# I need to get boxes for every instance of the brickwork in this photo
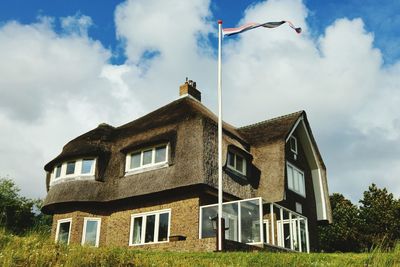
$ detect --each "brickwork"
[51,194,203,251]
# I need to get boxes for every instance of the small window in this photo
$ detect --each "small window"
[66,161,76,175]
[129,209,170,245]
[55,165,62,178]
[82,218,101,247]
[295,202,303,214]
[81,159,95,174]
[227,151,247,176]
[127,144,168,172]
[130,152,141,169]
[290,136,298,154]
[287,162,305,197]
[56,218,72,244]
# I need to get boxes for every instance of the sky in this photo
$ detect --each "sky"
[0,0,399,204]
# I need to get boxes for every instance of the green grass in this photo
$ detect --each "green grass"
[0,229,399,267]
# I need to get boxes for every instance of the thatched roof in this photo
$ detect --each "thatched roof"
[43,96,329,221]
[238,111,304,145]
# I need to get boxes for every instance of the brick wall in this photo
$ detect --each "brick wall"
[51,194,204,251]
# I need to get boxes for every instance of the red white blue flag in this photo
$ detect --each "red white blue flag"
[222,21,301,36]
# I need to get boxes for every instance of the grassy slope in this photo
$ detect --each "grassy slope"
[1,229,399,267]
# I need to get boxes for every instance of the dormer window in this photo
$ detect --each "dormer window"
[290,136,297,154]
[55,164,62,178]
[126,144,169,174]
[227,151,247,176]
[82,159,95,174]
[51,158,97,185]
[66,161,76,175]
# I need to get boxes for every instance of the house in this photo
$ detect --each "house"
[42,80,332,252]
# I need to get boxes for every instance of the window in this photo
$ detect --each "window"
[227,151,247,175]
[82,218,101,247]
[66,161,76,175]
[55,218,72,244]
[290,136,298,154]
[81,159,95,174]
[126,144,168,172]
[51,158,96,184]
[129,209,170,245]
[55,164,62,178]
[296,202,303,214]
[287,162,305,197]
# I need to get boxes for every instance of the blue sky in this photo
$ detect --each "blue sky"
[1,0,398,64]
[0,0,399,203]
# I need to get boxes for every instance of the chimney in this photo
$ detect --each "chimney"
[179,78,201,102]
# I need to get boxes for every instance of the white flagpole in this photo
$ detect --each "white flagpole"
[217,19,223,252]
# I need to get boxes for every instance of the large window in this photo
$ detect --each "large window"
[129,209,171,246]
[126,144,168,173]
[227,151,247,175]
[82,218,101,247]
[200,198,263,245]
[55,218,72,244]
[287,162,306,197]
[51,158,96,184]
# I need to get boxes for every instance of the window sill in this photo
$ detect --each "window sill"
[129,240,169,246]
[50,175,95,187]
[125,162,169,176]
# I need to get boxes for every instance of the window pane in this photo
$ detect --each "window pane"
[290,137,297,152]
[155,146,167,163]
[223,203,239,241]
[55,165,62,178]
[228,152,235,167]
[58,222,70,244]
[143,150,152,165]
[83,220,98,246]
[240,199,261,243]
[236,156,244,173]
[294,171,299,191]
[158,213,169,242]
[299,172,305,195]
[144,215,155,243]
[130,152,141,169]
[287,165,293,190]
[132,217,143,244]
[201,206,218,238]
[66,161,75,175]
[81,159,94,174]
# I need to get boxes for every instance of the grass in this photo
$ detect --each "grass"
[0,229,399,267]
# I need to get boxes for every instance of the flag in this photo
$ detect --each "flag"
[222,21,301,37]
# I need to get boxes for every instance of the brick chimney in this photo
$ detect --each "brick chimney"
[179,78,201,102]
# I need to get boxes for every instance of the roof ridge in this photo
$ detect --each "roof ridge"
[238,110,304,130]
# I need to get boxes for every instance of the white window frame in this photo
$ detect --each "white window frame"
[227,151,247,176]
[81,217,101,247]
[287,162,306,197]
[50,158,97,186]
[55,218,72,245]
[125,143,169,174]
[129,209,171,246]
[290,136,298,154]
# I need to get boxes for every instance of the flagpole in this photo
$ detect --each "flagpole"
[217,19,223,252]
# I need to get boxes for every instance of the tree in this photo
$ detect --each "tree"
[0,178,51,234]
[318,193,362,252]
[358,183,400,249]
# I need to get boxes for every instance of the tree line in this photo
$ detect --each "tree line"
[0,178,52,234]
[318,183,400,252]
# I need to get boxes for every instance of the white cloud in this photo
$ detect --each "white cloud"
[220,0,400,201]
[0,0,399,204]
